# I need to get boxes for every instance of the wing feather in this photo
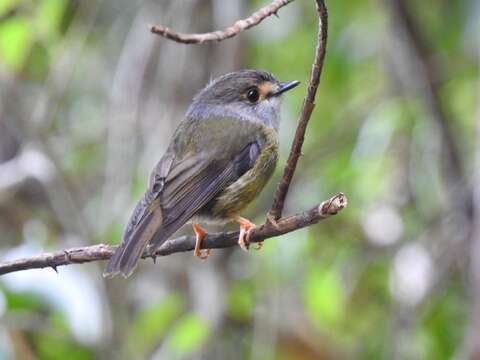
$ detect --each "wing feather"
[104,117,266,278]
[149,142,257,250]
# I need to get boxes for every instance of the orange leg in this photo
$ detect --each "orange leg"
[232,215,262,251]
[192,223,210,260]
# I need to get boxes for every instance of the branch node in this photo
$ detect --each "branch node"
[319,192,347,215]
[64,250,72,262]
[265,212,282,230]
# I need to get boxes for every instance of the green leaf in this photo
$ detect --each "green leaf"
[36,0,66,38]
[36,330,93,360]
[0,0,19,16]
[25,42,49,80]
[129,293,184,354]
[167,313,210,356]
[423,288,466,360]
[226,281,254,320]
[304,267,344,328]
[0,16,32,70]
[4,289,45,311]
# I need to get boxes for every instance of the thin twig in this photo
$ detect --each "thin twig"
[0,193,347,276]
[150,0,294,44]
[268,0,328,222]
[152,0,330,222]
[0,0,342,277]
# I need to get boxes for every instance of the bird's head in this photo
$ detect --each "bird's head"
[187,69,300,129]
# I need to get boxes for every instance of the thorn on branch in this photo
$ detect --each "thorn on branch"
[145,245,157,264]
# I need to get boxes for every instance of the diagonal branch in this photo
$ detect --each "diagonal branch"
[268,0,328,221]
[150,0,294,44]
[151,0,329,222]
[0,193,347,276]
[0,0,341,276]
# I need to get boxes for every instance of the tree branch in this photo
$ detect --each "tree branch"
[0,193,347,275]
[0,0,342,276]
[268,0,328,221]
[151,0,329,221]
[150,0,294,44]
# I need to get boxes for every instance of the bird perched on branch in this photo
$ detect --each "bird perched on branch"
[103,69,300,278]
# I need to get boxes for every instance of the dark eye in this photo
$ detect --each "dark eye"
[246,88,259,103]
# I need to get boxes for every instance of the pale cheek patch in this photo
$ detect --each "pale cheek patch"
[257,81,277,100]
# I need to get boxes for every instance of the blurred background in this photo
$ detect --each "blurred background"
[0,0,478,359]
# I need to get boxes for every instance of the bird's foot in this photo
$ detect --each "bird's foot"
[233,215,257,252]
[192,223,210,260]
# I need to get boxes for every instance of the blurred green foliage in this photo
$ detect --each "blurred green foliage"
[128,293,185,355]
[34,313,94,360]
[167,313,210,356]
[0,0,67,76]
[0,0,478,359]
[0,16,32,70]
[304,265,344,328]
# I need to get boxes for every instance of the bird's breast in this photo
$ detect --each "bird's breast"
[208,127,278,219]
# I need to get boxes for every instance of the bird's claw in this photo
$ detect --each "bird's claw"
[238,230,262,251]
[194,247,211,260]
[234,215,257,252]
[238,228,251,251]
[193,223,211,260]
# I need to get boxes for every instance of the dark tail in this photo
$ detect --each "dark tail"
[103,203,164,278]
[103,196,191,278]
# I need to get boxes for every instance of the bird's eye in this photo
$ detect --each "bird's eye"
[246,88,259,103]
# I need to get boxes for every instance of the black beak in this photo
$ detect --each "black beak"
[271,80,301,97]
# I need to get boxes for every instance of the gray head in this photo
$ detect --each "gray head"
[187,69,300,130]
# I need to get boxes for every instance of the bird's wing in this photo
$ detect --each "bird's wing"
[103,118,264,278]
[103,149,175,278]
[149,139,262,250]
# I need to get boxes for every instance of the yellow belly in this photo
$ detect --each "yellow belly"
[211,129,278,218]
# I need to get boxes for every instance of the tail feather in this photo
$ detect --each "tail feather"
[103,200,191,278]
[103,204,164,278]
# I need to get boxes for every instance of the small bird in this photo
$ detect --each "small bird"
[103,69,299,278]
